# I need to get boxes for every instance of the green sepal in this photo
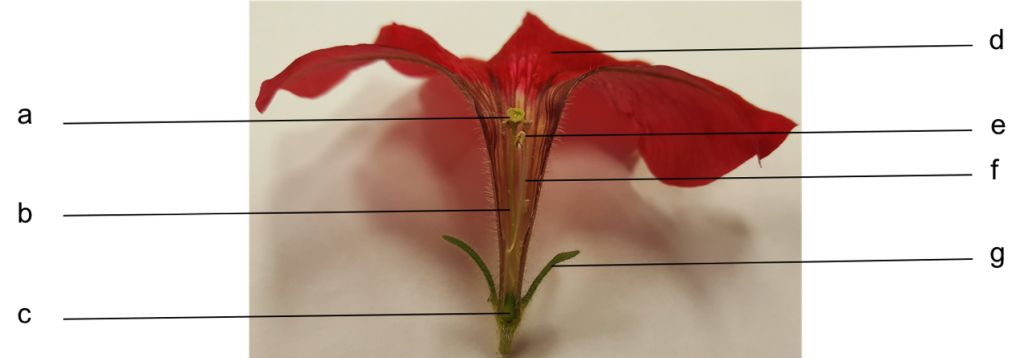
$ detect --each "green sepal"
[441,235,498,306]
[520,250,580,310]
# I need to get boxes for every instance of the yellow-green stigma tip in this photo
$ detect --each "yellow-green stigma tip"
[507,107,525,124]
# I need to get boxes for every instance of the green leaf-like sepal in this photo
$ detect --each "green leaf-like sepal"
[520,250,580,310]
[441,235,498,306]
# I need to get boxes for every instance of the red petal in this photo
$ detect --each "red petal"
[256,44,456,113]
[374,23,492,86]
[487,13,645,100]
[555,65,796,187]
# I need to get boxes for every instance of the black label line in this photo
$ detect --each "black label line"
[64,312,509,321]
[247,117,503,124]
[526,129,972,138]
[555,257,973,268]
[532,175,802,183]
[245,208,505,213]
[552,44,973,54]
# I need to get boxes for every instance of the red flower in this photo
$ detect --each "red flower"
[256,13,794,181]
[256,12,795,355]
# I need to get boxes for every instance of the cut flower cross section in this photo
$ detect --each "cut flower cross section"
[256,12,796,356]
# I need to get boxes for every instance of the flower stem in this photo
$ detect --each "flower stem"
[497,311,521,355]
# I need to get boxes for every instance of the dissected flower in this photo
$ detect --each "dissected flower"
[256,12,795,355]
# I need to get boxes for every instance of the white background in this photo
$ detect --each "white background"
[248,3,799,357]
